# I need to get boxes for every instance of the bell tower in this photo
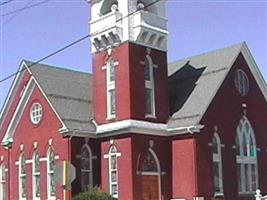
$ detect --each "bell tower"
[90,0,169,125]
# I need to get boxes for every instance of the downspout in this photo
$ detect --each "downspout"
[67,136,72,200]
[7,146,10,200]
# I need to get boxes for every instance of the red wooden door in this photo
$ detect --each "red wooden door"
[141,175,159,200]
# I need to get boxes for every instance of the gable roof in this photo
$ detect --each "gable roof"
[167,42,267,129]
[24,61,96,133]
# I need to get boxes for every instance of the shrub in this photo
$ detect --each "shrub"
[72,187,117,200]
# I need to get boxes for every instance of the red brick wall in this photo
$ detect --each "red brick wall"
[101,136,134,200]
[1,82,69,200]
[93,42,169,124]
[172,137,198,199]
[196,53,267,200]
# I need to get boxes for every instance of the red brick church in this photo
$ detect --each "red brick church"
[0,0,267,200]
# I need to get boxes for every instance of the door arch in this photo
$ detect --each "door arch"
[139,148,162,200]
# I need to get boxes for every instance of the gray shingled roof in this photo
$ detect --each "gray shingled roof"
[167,42,244,128]
[25,61,95,133]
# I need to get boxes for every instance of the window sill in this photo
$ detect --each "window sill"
[238,192,255,197]
[145,114,156,119]
[106,115,116,121]
[214,192,224,197]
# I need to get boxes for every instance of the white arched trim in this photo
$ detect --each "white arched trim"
[236,116,258,194]
[144,54,156,118]
[19,153,26,200]
[140,148,162,200]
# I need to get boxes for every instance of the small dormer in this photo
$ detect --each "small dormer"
[90,0,168,52]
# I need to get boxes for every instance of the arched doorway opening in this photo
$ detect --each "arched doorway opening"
[139,148,162,200]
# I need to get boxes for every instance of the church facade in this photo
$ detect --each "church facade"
[0,1,267,200]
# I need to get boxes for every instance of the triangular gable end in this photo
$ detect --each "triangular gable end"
[1,61,68,147]
[240,43,267,102]
[199,43,267,125]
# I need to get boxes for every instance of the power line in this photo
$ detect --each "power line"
[0,0,15,6]
[0,0,50,17]
[0,0,162,84]
[2,0,34,27]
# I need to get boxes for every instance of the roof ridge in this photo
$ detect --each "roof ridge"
[169,42,244,65]
[23,60,92,76]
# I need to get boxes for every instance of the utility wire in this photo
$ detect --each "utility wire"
[2,0,34,27]
[0,0,15,6]
[0,0,162,84]
[0,0,50,17]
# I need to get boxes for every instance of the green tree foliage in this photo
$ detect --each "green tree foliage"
[72,187,117,200]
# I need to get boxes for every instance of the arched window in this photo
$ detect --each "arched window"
[100,0,118,16]
[136,0,158,14]
[141,150,159,173]
[32,151,40,199]
[108,146,119,198]
[47,148,56,199]
[81,145,93,191]
[0,164,6,200]
[19,153,27,199]
[106,58,117,119]
[236,117,258,193]
[212,133,223,195]
[144,55,155,117]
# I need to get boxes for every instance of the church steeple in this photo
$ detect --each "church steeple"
[91,0,169,126]
[90,0,168,52]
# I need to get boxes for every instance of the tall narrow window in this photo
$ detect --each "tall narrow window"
[106,58,116,119]
[19,153,26,199]
[0,164,6,200]
[33,152,40,199]
[144,56,155,117]
[212,133,223,195]
[47,149,56,199]
[236,116,258,193]
[81,145,93,191]
[108,146,119,198]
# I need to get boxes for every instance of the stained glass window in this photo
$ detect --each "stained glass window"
[47,149,56,198]
[81,145,92,191]
[141,151,157,172]
[236,117,258,193]
[0,164,6,200]
[144,55,155,117]
[106,58,116,118]
[108,146,118,198]
[212,133,223,194]
[19,153,27,199]
[33,152,40,198]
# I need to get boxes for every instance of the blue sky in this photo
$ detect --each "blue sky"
[0,0,266,109]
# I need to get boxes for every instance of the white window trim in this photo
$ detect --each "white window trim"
[236,116,259,194]
[0,164,6,200]
[32,152,40,200]
[212,132,224,195]
[30,102,43,125]
[104,146,121,198]
[80,144,93,191]
[19,153,26,200]
[143,55,156,118]
[47,148,56,200]
[105,59,119,120]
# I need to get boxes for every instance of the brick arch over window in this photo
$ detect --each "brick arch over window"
[235,116,258,193]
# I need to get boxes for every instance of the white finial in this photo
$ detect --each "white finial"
[49,138,53,146]
[1,156,3,161]
[146,48,151,55]
[149,140,154,148]
[214,125,218,132]
[33,142,38,149]
[110,139,114,145]
[20,144,24,151]
[255,189,262,200]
